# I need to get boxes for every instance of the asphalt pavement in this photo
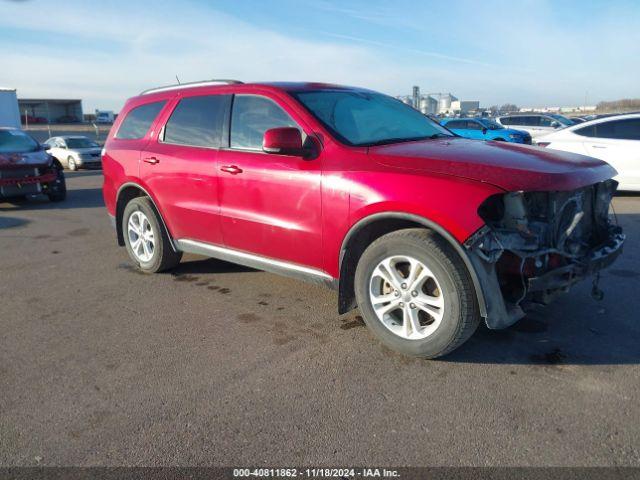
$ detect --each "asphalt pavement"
[1,171,639,467]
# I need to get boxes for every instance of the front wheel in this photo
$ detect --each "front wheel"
[354,229,480,358]
[46,165,66,202]
[67,156,78,171]
[122,197,182,273]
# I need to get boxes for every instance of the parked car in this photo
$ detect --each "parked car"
[496,113,573,138]
[102,80,624,358]
[440,118,532,144]
[20,114,48,125]
[0,128,66,202]
[569,117,586,124]
[55,115,80,124]
[44,136,102,171]
[536,113,640,191]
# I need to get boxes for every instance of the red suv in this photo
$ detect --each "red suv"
[102,80,624,358]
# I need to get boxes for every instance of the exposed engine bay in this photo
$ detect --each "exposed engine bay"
[466,179,625,329]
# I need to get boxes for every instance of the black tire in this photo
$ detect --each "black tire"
[122,197,182,273]
[67,156,77,171]
[46,164,67,202]
[354,228,480,358]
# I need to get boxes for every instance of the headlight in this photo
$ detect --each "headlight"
[508,134,521,140]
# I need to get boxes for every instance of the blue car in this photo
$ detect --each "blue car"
[440,118,532,144]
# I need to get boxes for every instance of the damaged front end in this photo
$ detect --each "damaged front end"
[466,179,625,329]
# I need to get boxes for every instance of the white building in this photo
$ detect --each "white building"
[451,100,480,115]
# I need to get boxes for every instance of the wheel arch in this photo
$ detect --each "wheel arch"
[337,212,487,318]
[115,182,177,251]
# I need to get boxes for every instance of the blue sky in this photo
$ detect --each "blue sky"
[1,0,638,111]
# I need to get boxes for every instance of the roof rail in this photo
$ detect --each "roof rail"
[140,79,243,95]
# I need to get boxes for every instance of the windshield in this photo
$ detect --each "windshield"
[291,90,452,146]
[478,119,504,130]
[65,137,99,149]
[0,129,40,154]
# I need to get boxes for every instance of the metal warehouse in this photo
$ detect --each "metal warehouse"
[18,98,83,123]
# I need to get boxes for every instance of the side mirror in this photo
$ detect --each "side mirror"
[551,121,560,128]
[263,127,304,156]
[482,128,488,134]
[41,143,51,151]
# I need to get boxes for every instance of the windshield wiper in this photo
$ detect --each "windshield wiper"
[364,135,449,147]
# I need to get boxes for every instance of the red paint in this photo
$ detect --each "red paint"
[103,82,617,280]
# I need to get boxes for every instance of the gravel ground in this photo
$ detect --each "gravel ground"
[1,171,639,467]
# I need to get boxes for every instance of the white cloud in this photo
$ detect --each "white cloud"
[1,0,638,111]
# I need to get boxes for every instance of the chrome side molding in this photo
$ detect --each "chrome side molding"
[175,239,336,288]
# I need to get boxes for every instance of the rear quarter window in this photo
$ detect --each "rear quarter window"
[115,101,166,140]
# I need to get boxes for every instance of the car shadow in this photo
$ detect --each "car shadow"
[0,188,104,211]
[169,257,256,275]
[0,216,30,229]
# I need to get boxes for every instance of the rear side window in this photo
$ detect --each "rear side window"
[230,95,298,150]
[466,121,482,130]
[575,125,597,137]
[163,95,230,148]
[115,101,166,140]
[445,120,466,129]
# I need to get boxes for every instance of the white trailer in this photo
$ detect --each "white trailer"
[0,88,21,128]
[95,110,115,124]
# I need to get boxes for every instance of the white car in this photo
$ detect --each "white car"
[495,113,574,138]
[536,113,640,191]
[44,136,102,171]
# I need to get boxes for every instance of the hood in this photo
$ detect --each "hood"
[369,137,616,192]
[0,149,51,169]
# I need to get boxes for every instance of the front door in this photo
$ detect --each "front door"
[140,93,231,244]
[217,94,323,270]
[583,117,640,190]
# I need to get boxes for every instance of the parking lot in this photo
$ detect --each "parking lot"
[1,171,639,466]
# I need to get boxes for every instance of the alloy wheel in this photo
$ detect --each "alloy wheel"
[127,210,155,262]
[369,255,445,340]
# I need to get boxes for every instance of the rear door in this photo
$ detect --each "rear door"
[465,120,485,140]
[216,93,323,270]
[140,93,231,244]
[582,118,640,189]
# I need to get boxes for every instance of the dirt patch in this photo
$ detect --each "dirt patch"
[340,315,366,330]
[530,348,567,365]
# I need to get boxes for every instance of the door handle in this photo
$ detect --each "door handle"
[143,157,160,164]
[221,165,243,174]
[592,145,607,149]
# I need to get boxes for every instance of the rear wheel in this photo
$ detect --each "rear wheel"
[354,228,479,358]
[67,156,77,171]
[122,197,182,273]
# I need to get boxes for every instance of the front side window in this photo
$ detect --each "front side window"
[594,118,640,140]
[480,119,503,130]
[116,101,166,140]
[0,129,40,153]
[466,121,483,130]
[540,116,555,127]
[230,95,298,150]
[292,90,451,146]
[163,95,230,148]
